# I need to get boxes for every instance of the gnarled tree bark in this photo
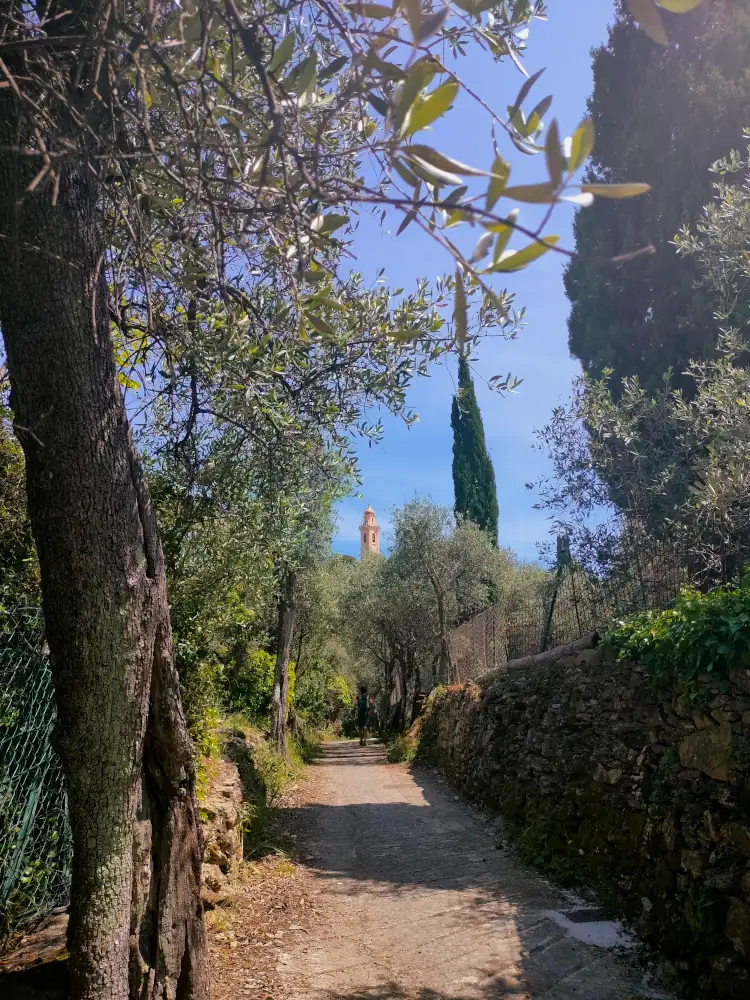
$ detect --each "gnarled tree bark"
[0,85,208,1000]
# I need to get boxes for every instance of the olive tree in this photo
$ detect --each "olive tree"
[390,499,497,680]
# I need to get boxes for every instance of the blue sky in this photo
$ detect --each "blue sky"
[334,1,617,561]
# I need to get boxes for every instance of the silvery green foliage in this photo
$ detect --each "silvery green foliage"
[534,336,750,582]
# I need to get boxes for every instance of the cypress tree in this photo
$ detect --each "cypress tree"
[565,0,750,396]
[451,356,499,545]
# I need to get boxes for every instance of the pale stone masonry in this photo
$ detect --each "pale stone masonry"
[359,506,380,558]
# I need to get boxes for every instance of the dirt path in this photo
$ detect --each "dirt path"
[276,740,670,1000]
[1,740,671,1000]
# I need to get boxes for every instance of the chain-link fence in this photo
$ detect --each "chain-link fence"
[0,607,71,949]
[448,529,703,682]
[449,606,507,683]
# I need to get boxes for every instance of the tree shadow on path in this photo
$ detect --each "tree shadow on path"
[277,741,667,1000]
[0,743,667,1000]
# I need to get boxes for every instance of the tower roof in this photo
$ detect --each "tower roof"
[364,505,374,514]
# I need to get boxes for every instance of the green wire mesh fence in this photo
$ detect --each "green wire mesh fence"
[0,607,71,949]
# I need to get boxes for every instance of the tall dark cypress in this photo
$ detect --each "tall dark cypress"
[565,0,750,396]
[451,356,499,545]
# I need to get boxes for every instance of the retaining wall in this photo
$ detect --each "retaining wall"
[417,641,750,997]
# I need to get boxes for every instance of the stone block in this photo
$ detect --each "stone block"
[720,822,750,858]
[678,722,732,782]
[575,647,604,667]
[681,849,705,876]
[592,763,623,785]
[677,768,701,782]
[692,711,713,731]
[703,809,721,842]
[730,667,750,694]
[202,863,228,892]
[662,811,679,851]
[201,884,234,910]
[725,898,750,958]
[710,694,733,710]
[204,839,231,870]
[712,709,738,724]
[704,868,739,892]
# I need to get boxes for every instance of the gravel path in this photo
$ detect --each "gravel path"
[280,740,669,1000]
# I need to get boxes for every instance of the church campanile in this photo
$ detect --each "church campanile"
[359,506,380,558]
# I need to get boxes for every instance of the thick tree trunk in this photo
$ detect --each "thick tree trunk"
[271,569,297,758]
[408,651,422,726]
[381,650,395,733]
[393,652,408,733]
[295,625,305,675]
[411,681,424,726]
[0,109,208,1000]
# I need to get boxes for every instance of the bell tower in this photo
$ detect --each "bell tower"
[359,506,380,558]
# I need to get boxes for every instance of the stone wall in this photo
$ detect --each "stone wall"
[417,640,750,998]
[199,757,244,908]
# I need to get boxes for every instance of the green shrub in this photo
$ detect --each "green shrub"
[222,717,316,808]
[217,717,319,855]
[295,664,352,728]
[506,822,580,888]
[176,651,224,757]
[227,649,275,716]
[387,731,420,764]
[326,675,352,722]
[250,735,290,805]
[604,585,750,695]
[227,649,295,720]
[193,705,221,761]
[290,718,323,764]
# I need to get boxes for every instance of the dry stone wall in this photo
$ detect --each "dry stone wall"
[417,642,750,998]
[199,757,244,908]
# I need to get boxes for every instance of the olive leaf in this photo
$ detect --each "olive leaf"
[658,0,703,12]
[627,0,669,45]
[345,2,394,17]
[268,31,295,74]
[403,80,459,137]
[486,156,510,212]
[568,119,594,172]
[404,145,486,177]
[581,182,651,199]
[544,119,564,188]
[489,235,559,272]
[502,182,556,204]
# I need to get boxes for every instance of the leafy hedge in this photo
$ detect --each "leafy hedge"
[386,732,420,763]
[294,665,352,728]
[226,650,295,719]
[604,585,750,692]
